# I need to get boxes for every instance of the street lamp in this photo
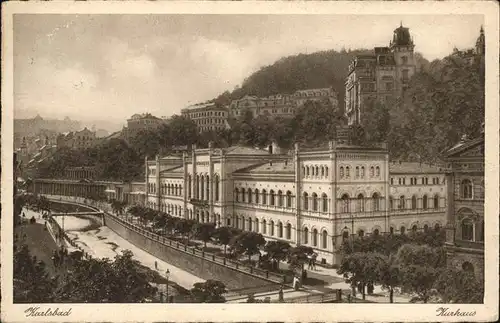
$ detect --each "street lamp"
[165,269,170,303]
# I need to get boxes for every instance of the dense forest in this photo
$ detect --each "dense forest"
[32,47,483,182]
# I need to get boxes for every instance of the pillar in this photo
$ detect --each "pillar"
[294,142,301,246]
[182,152,188,219]
[144,156,148,205]
[209,142,214,222]
[384,148,390,233]
[329,140,338,263]
[192,145,197,216]
[445,172,455,245]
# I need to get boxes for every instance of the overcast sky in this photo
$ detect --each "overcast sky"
[14,14,483,124]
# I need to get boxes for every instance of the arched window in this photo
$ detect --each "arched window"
[255,218,259,232]
[248,217,252,231]
[306,167,310,177]
[214,175,219,201]
[376,166,380,177]
[325,167,329,177]
[422,195,428,209]
[411,195,417,209]
[247,188,253,203]
[200,176,205,200]
[278,190,283,207]
[205,176,210,199]
[399,195,405,209]
[270,220,274,236]
[340,167,344,178]
[346,166,350,178]
[373,229,380,236]
[355,166,360,178]
[358,229,365,237]
[234,188,239,202]
[400,226,406,235]
[278,222,283,238]
[188,175,192,198]
[461,218,474,241]
[286,191,292,208]
[302,166,305,176]
[360,166,365,178]
[321,166,325,177]
[433,194,439,209]
[434,223,441,232]
[286,223,292,239]
[312,229,318,246]
[412,225,418,233]
[312,193,318,211]
[322,231,328,248]
[303,192,309,210]
[370,166,374,177]
[423,224,429,232]
[254,189,259,204]
[322,193,328,212]
[262,219,267,234]
[357,194,365,212]
[341,194,350,213]
[342,230,349,241]
[262,190,267,205]
[270,190,276,206]
[461,179,473,199]
[390,227,394,235]
[372,193,380,211]
[315,166,319,177]
[303,227,309,244]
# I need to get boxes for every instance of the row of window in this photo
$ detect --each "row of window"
[343,223,441,239]
[387,194,441,211]
[391,176,441,186]
[339,165,381,179]
[195,118,225,125]
[159,184,183,196]
[187,175,221,201]
[189,111,226,118]
[302,165,329,178]
[233,216,330,249]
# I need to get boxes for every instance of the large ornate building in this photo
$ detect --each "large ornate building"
[181,102,230,133]
[228,88,339,119]
[443,134,484,279]
[144,141,447,265]
[345,24,417,125]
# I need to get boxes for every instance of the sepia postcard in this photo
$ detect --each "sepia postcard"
[1,1,499,322]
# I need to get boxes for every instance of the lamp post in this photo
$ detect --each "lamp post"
[165,269,170,303]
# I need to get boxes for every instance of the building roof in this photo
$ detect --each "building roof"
[224,145,273,156]
[234,161,294,174]
[444,135,484,158]
[160,165,184,174]
[389,162,446,174]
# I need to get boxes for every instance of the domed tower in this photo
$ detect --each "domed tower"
[390,22,416,91]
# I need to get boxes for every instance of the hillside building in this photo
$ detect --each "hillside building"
[451,26,485,65]
[345,23,417,126]
[57,127,96,149]
[121,113,167,141]
[181,102,230,133]
[228,88,338,119]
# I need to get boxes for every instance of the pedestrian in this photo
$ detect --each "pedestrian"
[312,254,317,270]
[293,276,300,291]
[278,285,284,302]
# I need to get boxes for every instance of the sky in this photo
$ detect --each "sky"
[14,14,484,127]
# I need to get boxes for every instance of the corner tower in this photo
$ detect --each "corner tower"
[390,23,416,91]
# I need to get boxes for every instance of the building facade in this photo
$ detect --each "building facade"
[121,113,167,141]
[181,102,230,133]
[228,88,339,119]
[57,127,97,149]
[345,24,417,125]
[443,135,484,280]
[144,141,447,265]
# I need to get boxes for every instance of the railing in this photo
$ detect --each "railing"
[280,291,340,303]
[44,194,291,284]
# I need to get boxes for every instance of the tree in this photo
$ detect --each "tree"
[337,252,371,300]
[373,253,401,303]
[434,267,484,303]
[13,244,56,303]
[264,240,291,270]
[229,231,266,262]
[53,250,157,303]
[190,279,227,303]
[212,226,234,256]
[288,245,314,273]
[175,219,196,242]
[395,244,446,303]
[191,222,216,248]
[167,115,199,147]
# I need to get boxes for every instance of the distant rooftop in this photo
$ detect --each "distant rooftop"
[389,162,446,174]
